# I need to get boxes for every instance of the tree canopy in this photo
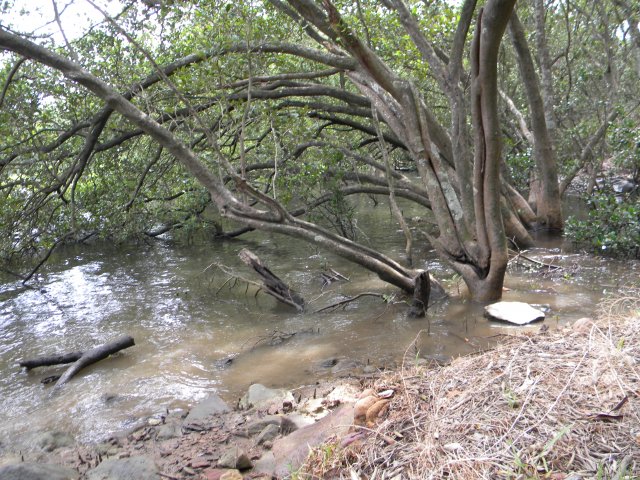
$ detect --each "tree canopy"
[1,0,638,301]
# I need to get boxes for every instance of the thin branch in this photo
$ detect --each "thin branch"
[0,56,26,109]
[314,292,387,313]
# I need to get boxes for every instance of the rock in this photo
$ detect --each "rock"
[572,317,595,333]
[242,416,282,437]
[184,394,230,428]
[190,458,211,468]
[239,384,294,411]
[34,431,75,452]
[202,468,241,480]
[156,422,181,440]
[0,462,78,480]
[330,358,363,376]
[271,403,355,477]
[316,358,339,369]
[217,446,253,470]
[86,455,160,480]
[252,452,276,477]
[484,301,545,325]
[220,470,243,480]
[256,423,281,445]
[147,418,162,426]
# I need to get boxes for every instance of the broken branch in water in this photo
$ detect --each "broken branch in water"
[242,327,320,350]
[204,250,305,311]
[52,336,135,391]
[314,292,388,313]
[17,336,136,393]
[509,249,563,272]
[19,351,84,370]
[238,248,305,311]
[321,268,350,287]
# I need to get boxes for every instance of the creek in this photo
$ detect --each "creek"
[0,198,637,450]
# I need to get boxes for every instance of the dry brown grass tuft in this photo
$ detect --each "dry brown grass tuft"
[297,288,640,479]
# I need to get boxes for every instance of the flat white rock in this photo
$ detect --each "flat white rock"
[484,301,545,325]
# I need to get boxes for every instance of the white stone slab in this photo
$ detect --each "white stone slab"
[484,301,545,325]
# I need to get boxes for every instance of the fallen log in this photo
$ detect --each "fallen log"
[52,336,135,391]
[19,351,84,370]
[238,248,305,311]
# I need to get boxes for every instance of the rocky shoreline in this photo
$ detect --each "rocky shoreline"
[0,375,377,480]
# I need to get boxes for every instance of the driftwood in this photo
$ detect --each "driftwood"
[20,337,135,390]
[238,248,305,311]
[408,270,430,318]
[19,351,84,370]
[52,336,135,391]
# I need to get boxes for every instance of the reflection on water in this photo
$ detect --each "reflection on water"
[0,202,638,450]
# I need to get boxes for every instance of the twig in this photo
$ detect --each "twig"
[314,292,386,313]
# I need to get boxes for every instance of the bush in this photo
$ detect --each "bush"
[565,193,640,258]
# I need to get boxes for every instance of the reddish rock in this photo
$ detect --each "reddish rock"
[202,468,240,480]
[270,403,354,477]
[190,458,211,468]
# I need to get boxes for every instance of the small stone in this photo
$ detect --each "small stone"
[330,358,362,376]
[34,431,75,452]
[148,418,162,426]
[239,384,294,411]
[184,394,231,426]
[256,424,280,445]
[244,417,282,437]
[156,423,181,440]
[218,447,253,470]
[220,470,243,480]
[572,317,595,333]
[235,453,253,470]
[191,458,211,469]
[86,455,159,479]
[202,469,228,480]
[183,466,196,475]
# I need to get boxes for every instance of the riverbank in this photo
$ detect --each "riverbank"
[1,291,638,479]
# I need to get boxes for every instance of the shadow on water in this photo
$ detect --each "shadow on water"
[0,198,638,449]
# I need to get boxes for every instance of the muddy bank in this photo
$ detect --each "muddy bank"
[0,375,373,479]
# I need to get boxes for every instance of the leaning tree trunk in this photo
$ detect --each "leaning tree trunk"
[509,12,563,231]
[0,27,426,298]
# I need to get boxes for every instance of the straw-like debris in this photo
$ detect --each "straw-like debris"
[300,289,640,479]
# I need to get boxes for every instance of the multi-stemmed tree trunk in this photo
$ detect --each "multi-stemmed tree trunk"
[0,0,519,302]
[278,0,516,300]
[509,12,564,230]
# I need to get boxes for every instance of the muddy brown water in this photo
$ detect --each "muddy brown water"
[0,199,637,450]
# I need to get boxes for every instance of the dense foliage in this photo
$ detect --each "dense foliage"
[1,0,639,291]
[566,194,640,258]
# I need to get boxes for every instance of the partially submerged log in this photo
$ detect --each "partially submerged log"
[19,351,84,370]
[52,336,135,391]
[20,337,135,391]
[238,248,305,311]
[408,270,430,318]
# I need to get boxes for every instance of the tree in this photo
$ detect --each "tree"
[0,0,531,303]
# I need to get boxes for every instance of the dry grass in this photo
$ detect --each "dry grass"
[298,288,640,479]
